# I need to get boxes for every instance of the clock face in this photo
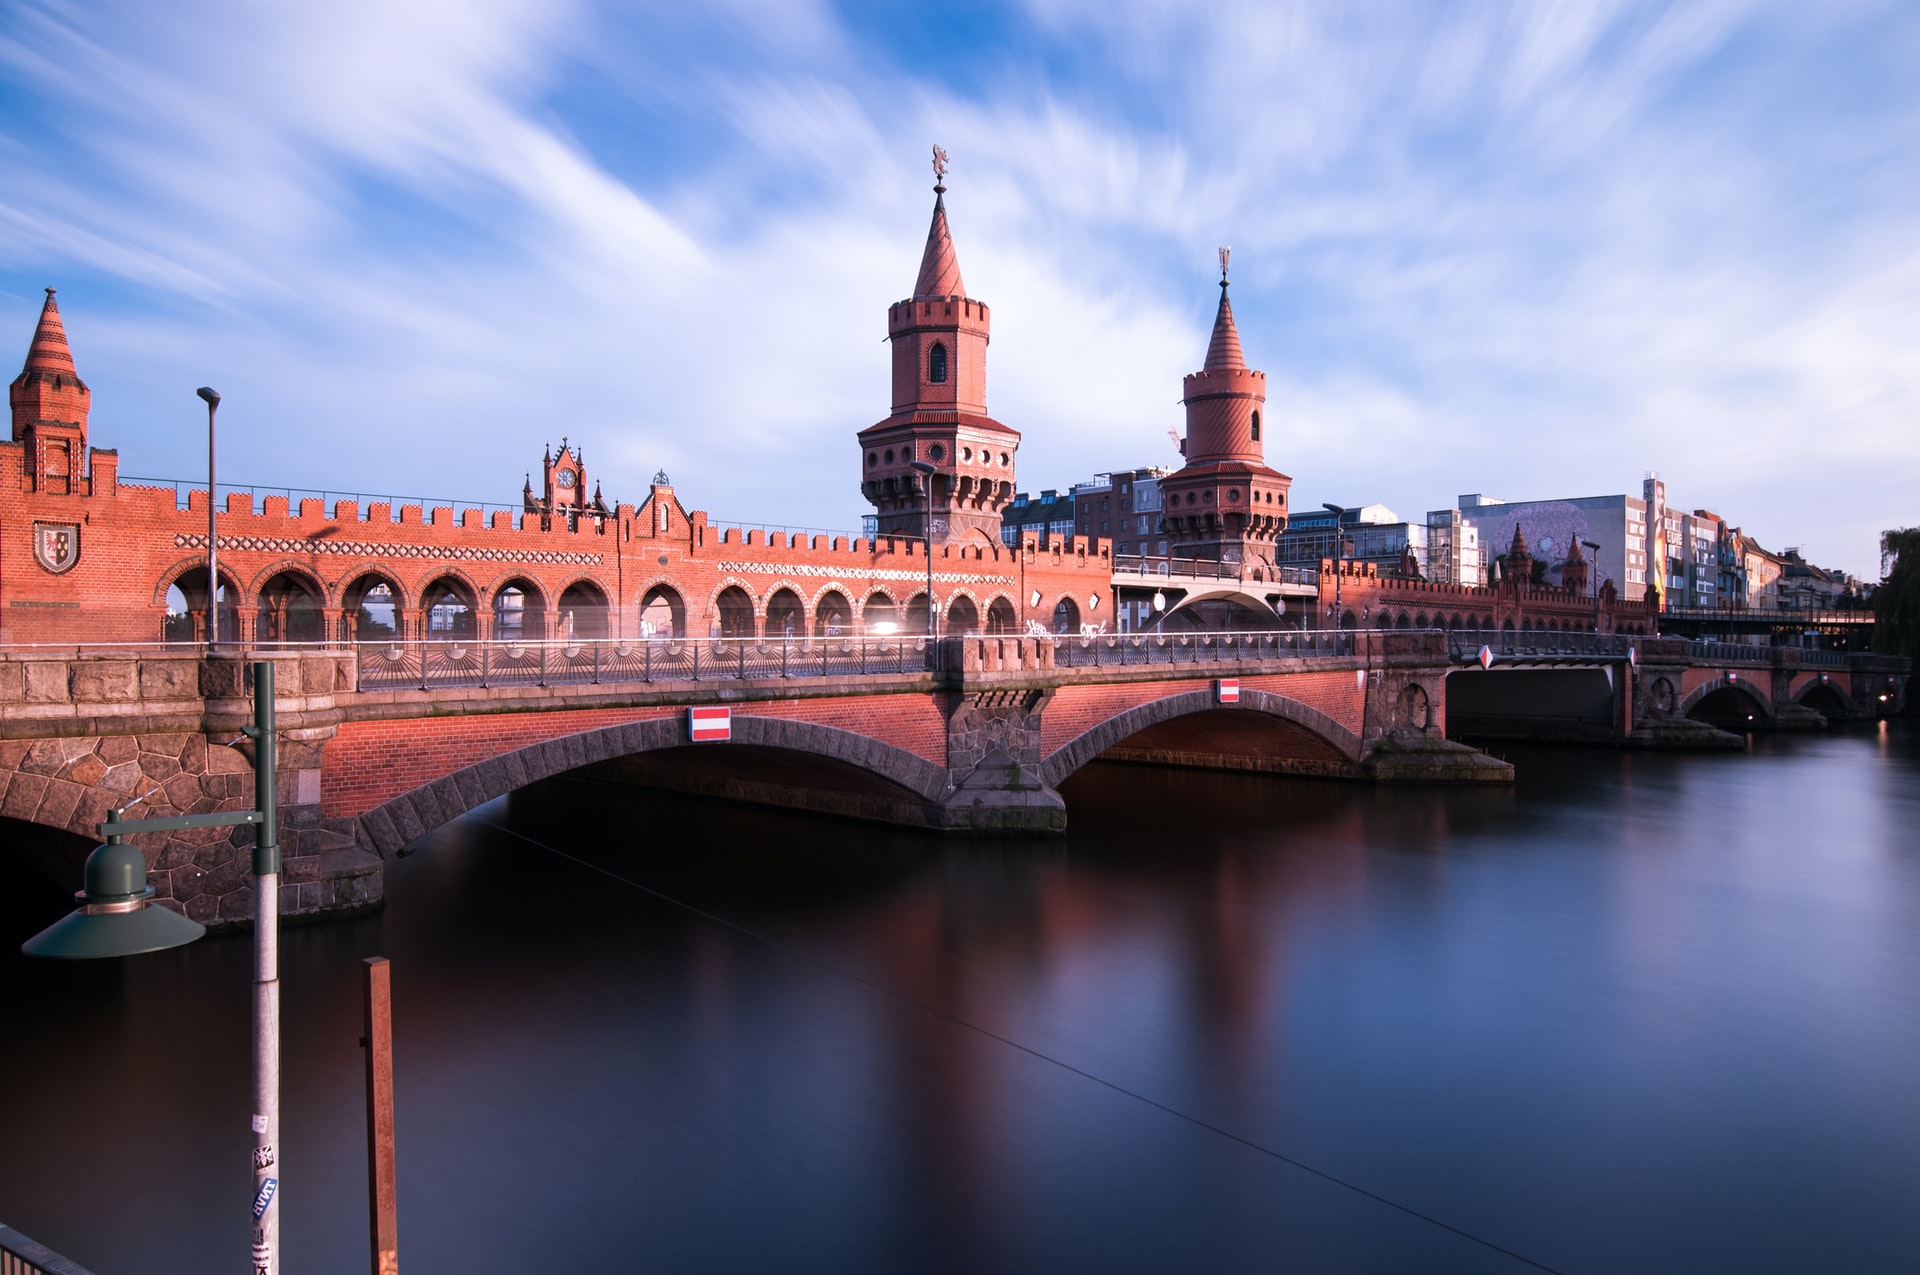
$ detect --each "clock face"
[556,470,576,489]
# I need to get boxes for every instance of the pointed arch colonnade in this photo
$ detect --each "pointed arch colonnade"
[158,559,1066,646]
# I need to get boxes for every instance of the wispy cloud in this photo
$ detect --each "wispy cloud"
[0,0,1913,570]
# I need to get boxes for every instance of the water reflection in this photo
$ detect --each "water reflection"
[3,727,1918,1272]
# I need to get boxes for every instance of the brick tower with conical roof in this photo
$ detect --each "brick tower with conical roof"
[858,158,1018,544]
[1158,253,1291,565]
[10,288,92,495]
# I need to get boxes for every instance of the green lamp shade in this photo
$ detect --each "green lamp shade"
[21,840,207,960]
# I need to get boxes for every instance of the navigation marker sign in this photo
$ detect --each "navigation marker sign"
[1215,678,1239,704]
[688,706,732,742]
[1478,645,1494,670]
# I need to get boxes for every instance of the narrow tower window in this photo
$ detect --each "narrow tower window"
[1250,411,1261,442]
[929,342,948,384]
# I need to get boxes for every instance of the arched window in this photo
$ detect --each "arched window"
[929,342,948,384]
[1250,410,1261,442]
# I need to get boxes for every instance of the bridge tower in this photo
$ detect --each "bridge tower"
[1158,254,1291,566]
[859,166,1018,545]
[10,288,91,495]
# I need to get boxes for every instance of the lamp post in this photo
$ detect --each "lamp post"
[1323,503,1349,635]
[910,460,938,641]
[23,662,282,1275]
[198,387,221,646]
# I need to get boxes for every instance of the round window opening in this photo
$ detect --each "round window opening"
[884,448,895,463]
[867,452,878,468]
[1228,489,1241,502]
[999,452,1010,465]
[929,443,945,461]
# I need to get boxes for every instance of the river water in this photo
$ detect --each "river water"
[4,725,1919,1273]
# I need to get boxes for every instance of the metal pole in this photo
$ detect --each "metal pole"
[199,388,221,646]
[363,956,399,1275]
[250,661,281,1275]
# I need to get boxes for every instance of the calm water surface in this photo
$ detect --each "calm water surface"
[4,726,1919,1273]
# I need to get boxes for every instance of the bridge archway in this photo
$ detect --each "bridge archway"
[715,586,755,639]
[1041,688,1364,789]
[1681,679,1773,728]
[343,572,404,642]
[160,562,243,644]
[490,577,547,641]
[1796,679,1855,718]
[986,596,1018,635]
[255,569,326,646]
[764,587,805,638]
[557,580,609,639]
[351,715,952,858]
[862,590,898,633]
[639,583,685,638]
[813,589,853,637]
[421,576,479,640]
[947,594,979,634]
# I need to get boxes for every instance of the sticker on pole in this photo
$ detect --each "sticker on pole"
[1215,678,1239,704]
[252,1177,278,1220]
[1478,645,1494,670]
[688,706,732,742]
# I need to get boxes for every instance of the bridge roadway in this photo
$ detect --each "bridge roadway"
[0,631,1904,929]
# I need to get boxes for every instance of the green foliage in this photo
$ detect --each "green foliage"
[1873,528,1920,661]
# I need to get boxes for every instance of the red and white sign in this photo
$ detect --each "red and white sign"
[1478,645,1494,670]
[688,706,732,742]
[1215,678,1239,704]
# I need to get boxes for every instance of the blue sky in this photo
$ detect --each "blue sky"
[3,0,1914,574]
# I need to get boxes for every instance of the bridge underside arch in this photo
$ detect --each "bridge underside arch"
[352,716,952,856]
[1796,680,1855,719]
[1682,681,1773,728]
[1042,689,1364,789]
[1160,591,1286,632]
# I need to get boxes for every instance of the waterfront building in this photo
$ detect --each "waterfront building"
[1072,468,1171,558]
[1277,503,1427,574]
[999,488,1075,548]
[1432,491,1653,601]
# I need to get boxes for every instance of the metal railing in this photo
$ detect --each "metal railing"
[1661,605,1872,625]
[354,635,940,692]
[1110,556,1320,587]
[1052,629,1356,667]
[0,1225,96,1275]
[1446,629,1638,661]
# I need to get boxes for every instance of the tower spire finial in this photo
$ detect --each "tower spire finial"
[1219,246,1231,286]
[931,143,949,193]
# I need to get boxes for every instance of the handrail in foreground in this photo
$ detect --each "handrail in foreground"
[0,1224,97,1275]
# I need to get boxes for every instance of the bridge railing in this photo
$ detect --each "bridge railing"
[1110,556,1320,587]
[1686,640,1778,666]
[1445,629,1639,661]
[0,1225,96,1275]
[1052,629,1357,667]
[354,635,940,692]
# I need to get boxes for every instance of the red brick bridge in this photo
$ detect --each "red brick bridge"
[1,630,1904,929]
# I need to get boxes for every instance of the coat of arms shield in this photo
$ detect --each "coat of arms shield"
[32,522,80,574]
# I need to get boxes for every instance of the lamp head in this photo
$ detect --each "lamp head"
[909,460,937,475]
[21,835,206,960]
[196,386,221,408]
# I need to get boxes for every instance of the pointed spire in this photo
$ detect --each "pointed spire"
[1509,523,1530,558]
[20,288,79,381]
[1203,255,1244,372]
[912,185,967,300]
[1565,536,1585,563]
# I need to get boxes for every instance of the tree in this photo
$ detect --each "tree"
[1872,528,1920,663]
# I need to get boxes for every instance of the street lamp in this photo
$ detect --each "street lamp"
[1323,503,1351,635]
[23,662,284,1275]
[198,387,221,646]
[910,460,938,640]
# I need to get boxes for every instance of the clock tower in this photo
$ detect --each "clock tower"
[524,438,606,530]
